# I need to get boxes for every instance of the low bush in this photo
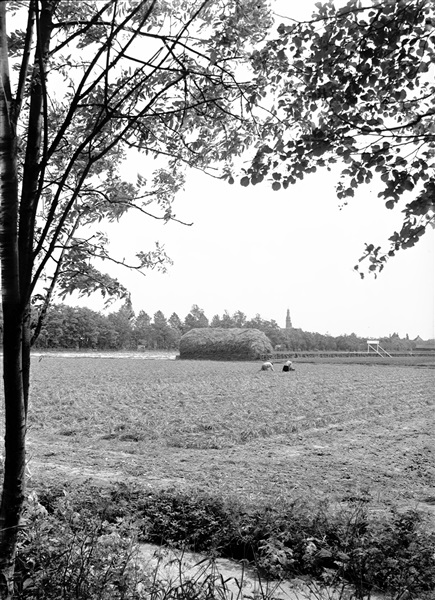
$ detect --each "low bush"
[135,490,238,552]
[14,492,148,599]
[134,489,435,599]
[29,483,435,600]
[339,508,435,599]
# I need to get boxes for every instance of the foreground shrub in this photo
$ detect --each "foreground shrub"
[104,485,435,598]
[339,508,435,599]
[32,482,435,599]
[132,489,238,552]
[15,492,148,599]
[15,491,284,600]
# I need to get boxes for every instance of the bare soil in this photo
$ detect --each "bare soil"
[16,356,435,522]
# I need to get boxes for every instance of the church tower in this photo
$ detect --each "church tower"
[285,309,292,329]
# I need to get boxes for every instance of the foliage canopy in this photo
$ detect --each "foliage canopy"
[243,0,435,275]
[5,0,272,317]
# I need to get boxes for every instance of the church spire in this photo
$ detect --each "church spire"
[286,309,292,329]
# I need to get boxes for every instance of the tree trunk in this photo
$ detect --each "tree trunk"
[19,0,54,415]
[0,3,56,594]
[0,5,26,597]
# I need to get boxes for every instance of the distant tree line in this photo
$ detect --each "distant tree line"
[28,302,416,353]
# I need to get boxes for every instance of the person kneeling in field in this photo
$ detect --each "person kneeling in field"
[261,361,274,371]
[282,360,295,372]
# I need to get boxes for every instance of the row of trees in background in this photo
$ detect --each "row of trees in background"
[31,302,416,353]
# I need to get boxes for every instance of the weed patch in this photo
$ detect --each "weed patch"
[15,492,147,599]
[32,483,435,599]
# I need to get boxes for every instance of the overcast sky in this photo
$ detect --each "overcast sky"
[63,0,435,340]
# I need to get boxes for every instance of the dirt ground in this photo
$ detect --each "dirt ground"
[21,356,434,527]
[27,412,435,516]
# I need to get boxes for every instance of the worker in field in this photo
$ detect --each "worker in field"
[282,360,295,372]
[260,361,274,371]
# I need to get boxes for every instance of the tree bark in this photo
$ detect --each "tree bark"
[19,1,54,414]
[0,3,56,595]
[0,4,26,596]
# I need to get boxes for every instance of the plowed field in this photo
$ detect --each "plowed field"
[18,357,434,519]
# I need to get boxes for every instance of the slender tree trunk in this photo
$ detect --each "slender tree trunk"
[0,4,26,597]
[19,0,54,414]
[0,3,56,593]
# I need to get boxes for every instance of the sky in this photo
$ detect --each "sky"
[70,162,435,340]
[63,0,435,340]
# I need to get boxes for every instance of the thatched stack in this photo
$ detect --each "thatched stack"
[179,328,273,360]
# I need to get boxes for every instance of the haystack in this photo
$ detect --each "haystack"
[179,328,273,360]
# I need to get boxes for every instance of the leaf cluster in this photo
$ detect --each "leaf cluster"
[244,0,435,274]
[15,492,147,599]
[5,0,273,328]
